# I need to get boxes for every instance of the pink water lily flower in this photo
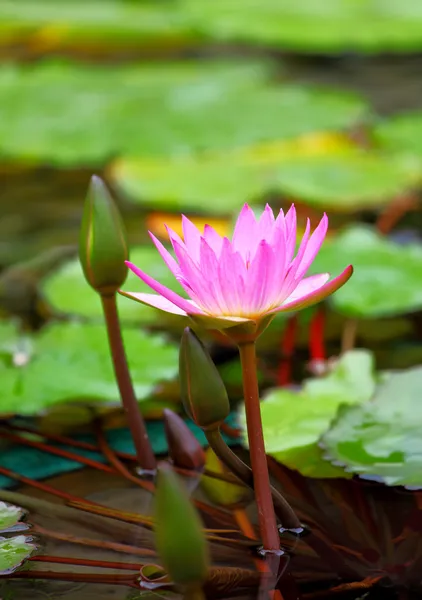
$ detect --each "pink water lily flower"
[120,204,352,333]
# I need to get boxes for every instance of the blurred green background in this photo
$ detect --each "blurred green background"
[1,0,422,490]
[1,0,422,269]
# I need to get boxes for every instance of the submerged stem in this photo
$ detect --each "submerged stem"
[238,341,280,552]
[101,294,156,473]
[183,585,206,600]
[205,428,300,529]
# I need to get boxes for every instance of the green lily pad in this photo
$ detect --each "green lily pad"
[375,111,422,160]
[181,0,422,53]
[272,152,419,210]
[241,350,377,478]
[42,246,185,324]
[0,0,193,45]
[111,143,415,215]
[322,367,422,487]
[0,320,178,415]
[0,535,34,574]
[311,226,422,318]
[0,59,277,165]
[0,502,25,533]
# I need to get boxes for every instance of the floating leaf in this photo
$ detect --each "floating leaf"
[181,0,422,52]
[0,535,34,574]
[322,367,422,487]
[375,111,422,160]
[310,226,422,318]
[0,59,272,165]
[0,321,178,415]
[111,144,415,214]
[0,502,25,533]
[271,151,419,210]
[42,246,185,324]
[243,350,378,478]
[0,0,193,44]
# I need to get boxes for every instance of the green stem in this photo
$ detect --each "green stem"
[205,428,300,529]
[238,340,280,551]
[101,294,156,473]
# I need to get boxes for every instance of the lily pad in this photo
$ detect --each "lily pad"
[241,350,377,478]
[310,225,422,318]
[0,535,34,574]
[111,144,415,215]
[0,59,277,165]
[272,152,419,210]
[0,0,193,46]
[0,321,178,415]
[42,246,185,324]
[322,367,422,487]
[0,502,25,533]
[181,0,422,53]
[375,111,422,160]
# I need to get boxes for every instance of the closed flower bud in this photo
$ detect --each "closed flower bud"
[79,175,128,295]
[179,328,230,430]
[154,464,209,586]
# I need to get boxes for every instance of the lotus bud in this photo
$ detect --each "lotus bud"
[79,175,128,295]
[179,328,230,430]
[154,464,209,586]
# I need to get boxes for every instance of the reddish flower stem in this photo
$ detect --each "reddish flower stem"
[29,555,142,571]
[309,308,326,362]
[32,525,156,558]
[0,429,115,474]
[0,466,96,505]
[101,294,156,473]
[238,340,280,552]
[9,570,139,587]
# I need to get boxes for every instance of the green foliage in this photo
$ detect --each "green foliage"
[0,502,25,533]
[0,501,33,574]
[375,111,422,160]
[0,536,34,574]
[43,246,183,324]
[0,321,178,415]
[181,0,422,52]
[0,0,193,44]
[322,367,422,487]
[311,226,422,318]
[0,61,366,166]
[249,350,377,478]
[111,146,418,214]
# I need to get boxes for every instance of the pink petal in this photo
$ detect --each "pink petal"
[286,273,330,302]
[198,237,225,313]
[269,265,353,314]
[256,204,275,240]
[294,214,328,281]
[119,291,189,316]
[182,215,202,263]
[203,224,224,257]
[280,218,311,300]
[148,232,180,277]
[232,204,257,260]
[166,226,189,261]
[216,237,246,313]
[171,239,219,313]
[125,261,202,315]
[244,240,275,313]
[284,205,297,263]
